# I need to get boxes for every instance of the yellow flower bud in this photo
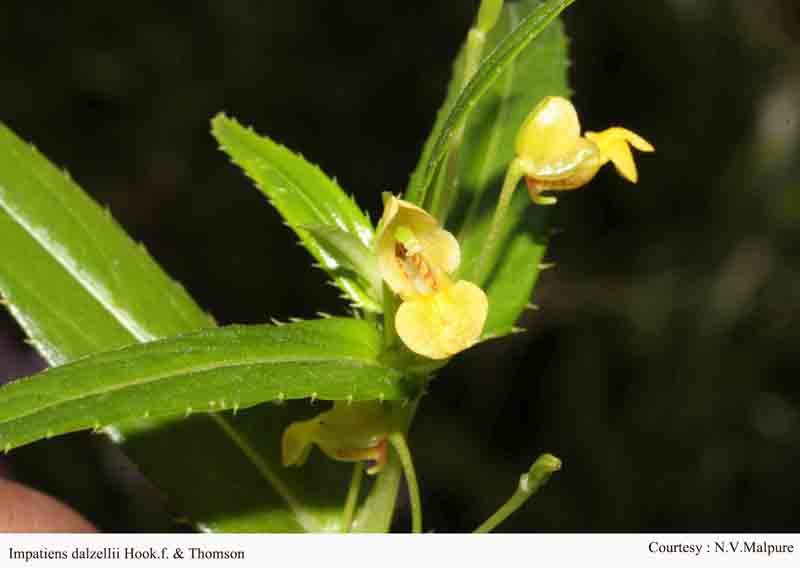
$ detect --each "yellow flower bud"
[515,96,654,204]
[376,194,488,360]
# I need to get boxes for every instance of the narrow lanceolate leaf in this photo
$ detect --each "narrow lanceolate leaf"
[301,224,382,303]
[0,123,372,532]
[456,5,570,339]
[0,318,411,453]
[0,125,215,363]
[211,115,380,311]
[405,0,575,207]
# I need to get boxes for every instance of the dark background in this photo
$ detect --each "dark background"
[1,1,799,531]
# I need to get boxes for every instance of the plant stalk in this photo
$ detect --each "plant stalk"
[474,453,561,533]
[342,462,364,532]
[473,157,525,283]
[431,28,488,222]
[388,431,422,533]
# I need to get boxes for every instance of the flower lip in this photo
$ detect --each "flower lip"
[585,127,655,183]
[395,279,489,360]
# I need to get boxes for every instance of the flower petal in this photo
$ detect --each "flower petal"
[585,128,654,184]
[418,228,460,275]
[281,402,394,473]
[281,418,320,467]
[515,96,599,178]
[395,280,488,360]
[376,194,460,298]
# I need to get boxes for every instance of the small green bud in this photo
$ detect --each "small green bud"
[523,452,562,494]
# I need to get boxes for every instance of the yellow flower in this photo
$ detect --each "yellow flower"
[376,194,488,360]
[282,401,393,475]
[515,96,654,204]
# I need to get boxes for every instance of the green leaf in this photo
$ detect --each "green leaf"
[0,318,411,454]
[211,114,378,311]
[301,224,381,307]
[404,45,466,211]
[119,404,356,532]
[0,127,215,363]
[477,0,505,34]
[0,122,372,532]
[404,0,575,207]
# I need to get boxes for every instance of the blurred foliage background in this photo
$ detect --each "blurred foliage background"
[1,0,798,531]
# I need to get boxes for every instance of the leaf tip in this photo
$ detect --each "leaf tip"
[210,111,231,129]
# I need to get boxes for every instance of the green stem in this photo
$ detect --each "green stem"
[473,157,525,283]
[426,1,506,218]
[352,400,420,532]
[431,28,488,223]
[474,453,561,533]
[341,462,364,532]
[477,0,504,34]
[428,1,506,219]
[388,431,422,533]
[382,282,399,351]
[464,28,488,104]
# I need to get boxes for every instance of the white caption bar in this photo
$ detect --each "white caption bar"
[0,534,797,567]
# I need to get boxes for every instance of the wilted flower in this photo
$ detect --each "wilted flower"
[282,401,393,475]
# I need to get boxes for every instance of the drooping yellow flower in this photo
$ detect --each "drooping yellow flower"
[515,96,654,205]
[376,194,488,360]
[282,401,393,475]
